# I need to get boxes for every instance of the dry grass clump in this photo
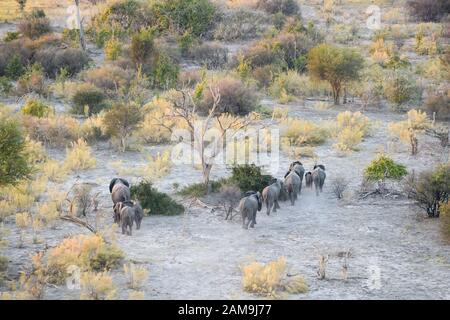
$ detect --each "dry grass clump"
[281,117,329,147]
[241,257,308,298]
[332,111,371,152]
[440,202,450,243]
[63,139,97,172]
[141,151,172,180]
[123,263,149,290]
[80,271,117,300]
[41,159,68,182]
[388,109,430,143]
[46,234,123,284]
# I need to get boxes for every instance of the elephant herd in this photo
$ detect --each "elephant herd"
[239,162,326,229]
[109,178,144,236]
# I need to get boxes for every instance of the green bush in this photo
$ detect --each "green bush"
[130,180,184,215]
[71,84,108,115]
[5,54,25,80]
[130,28,156,67]
[177,180,223,197]
[18,9,52,39]
[384,72,418,106]
[0,76,12,95]
[364,154,407,181]
[21,99,51,118]
[151,53,180,89]
[0,116,32,186]
[4,31,19,42]
[151,0,216,37]
[230,164,274,193]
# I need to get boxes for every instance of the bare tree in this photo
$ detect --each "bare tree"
[74,0,86,51]
[331,177,349,199]
[160,87,251,189]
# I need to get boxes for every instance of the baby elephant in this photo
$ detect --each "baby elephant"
[239,191,262,229]
[113,201,143,235]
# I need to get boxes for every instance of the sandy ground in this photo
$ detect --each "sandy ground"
[2,98,449,299]
[1,0,450,300]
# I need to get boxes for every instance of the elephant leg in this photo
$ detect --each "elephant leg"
[122,223,126,234]
[242,215,247,229]
[246,217,251,229]
[266,200,271,215]
[290,192,294,205]
[274,200,280,210]
[250,213,256,228]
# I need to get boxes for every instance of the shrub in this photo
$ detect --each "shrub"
[404,164,449,217]
[45,234,123,284]
[0,117,32,187]
[82,65,132,98]
[241,257,307,298]
[407,0,450,22]
[103,104,143,152]
[123,263,149,290]
[364,154,407,181]
[42,159,67,183]
[383,72,417,106]
[140,151,172,179]
[151,0,216,37]
[0,76,12,95]
[21,99,51,118]
[308,44,364,104]
[5,54,25,80]
[34,47,90,78]
[130,28,156,67]
[256,0,299,15]
[269,71,305,102]
[18,9,51,39]
[63,139,97,172]
[388,109,430,144]
[198,76,258,116]
[137,97,177,144]
[104,38,122,61]
[331,177,349,199]
[150,53,179,89]
[178,180,223,197]
[130,180,184,215]
[4,31,19,42]
[230,164,273,193]
[213,9,268,41]
[440,202,450,242]
[80,271,117,300]
[333,111,371,151]
[71,83,107,115]
[21,115,81,147]
[16,64,48,97]
[281,117,328,147]
[188,42,228,69]
[425,93,450,121]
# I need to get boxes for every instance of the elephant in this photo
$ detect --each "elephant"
[262,179,283,215]
[284,171,301,205]
[312,165,326,196]
[289,161,305,194]
[113,201,135,235]
[238,191,262,229]
[305,171,313,188]
[110,178,131,221]
[133,200,144,230]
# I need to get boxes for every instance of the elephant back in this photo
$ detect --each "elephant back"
[109,178,130,193]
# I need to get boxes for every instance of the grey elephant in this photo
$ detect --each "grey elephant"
[133,200,144,230]
[109,178,131,222]
[238,191,262,229]
[113,201,135,235]
[284,171,301,205]
[262,179,283,215]
[305,171,313,188]
[285,161,305,194]
[312,165,326,196]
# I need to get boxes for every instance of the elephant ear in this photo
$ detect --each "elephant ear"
[256,192,262,211]
[319,164,325,171]
[109,178,118,193]
[118,178,130,188]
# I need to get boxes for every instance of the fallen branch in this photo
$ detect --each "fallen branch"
[60,215,97,234]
